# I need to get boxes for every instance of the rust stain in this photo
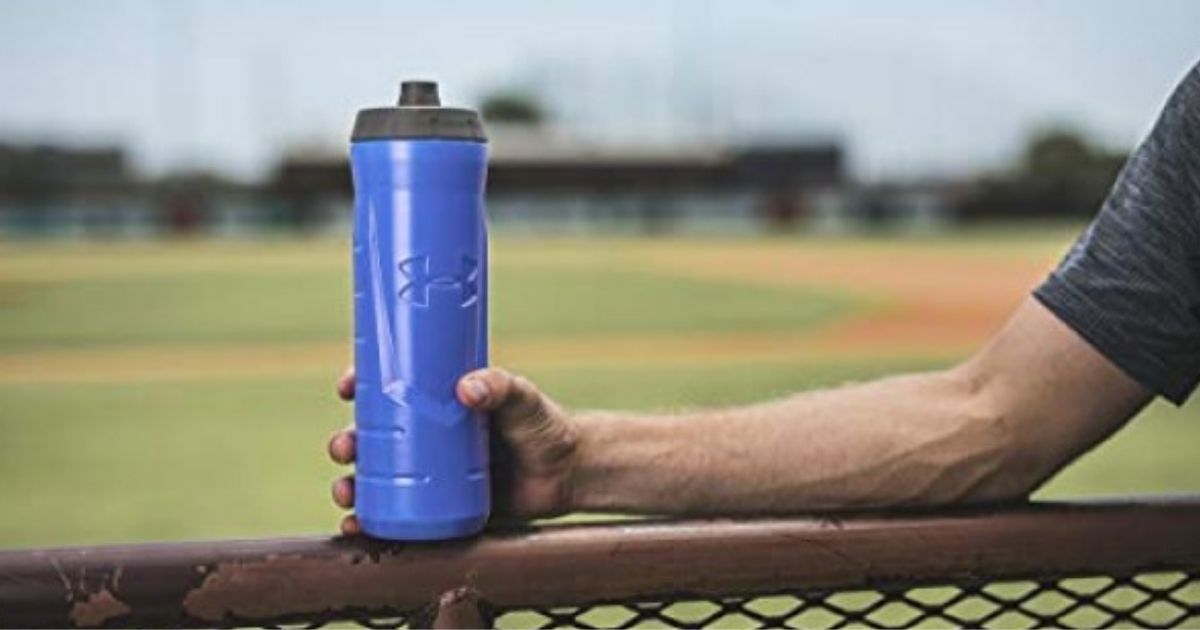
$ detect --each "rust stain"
[181,551,433,622]
[69,589,131,627]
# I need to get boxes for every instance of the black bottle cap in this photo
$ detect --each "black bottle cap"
[351,80,486,142]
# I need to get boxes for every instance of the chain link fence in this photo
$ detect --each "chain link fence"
[486,573,1200,629]
[306,572,1200,628]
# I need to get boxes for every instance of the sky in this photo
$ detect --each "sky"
[0,0,1197,181]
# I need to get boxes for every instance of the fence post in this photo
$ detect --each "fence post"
[409,587,489,629]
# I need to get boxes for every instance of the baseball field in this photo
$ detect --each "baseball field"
[1,229,1197,549]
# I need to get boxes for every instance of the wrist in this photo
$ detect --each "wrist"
[564,411,620,513]
[567,411,676,513]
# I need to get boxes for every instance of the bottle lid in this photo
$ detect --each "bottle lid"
[351,80,486,142]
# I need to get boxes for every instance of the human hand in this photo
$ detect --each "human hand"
[328,366,580,535]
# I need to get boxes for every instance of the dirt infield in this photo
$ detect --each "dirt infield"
[630,240,1057,354]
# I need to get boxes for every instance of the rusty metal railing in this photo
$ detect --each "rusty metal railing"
[2,497,1199,628]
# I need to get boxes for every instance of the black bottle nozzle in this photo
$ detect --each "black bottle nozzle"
[398,81,441,106]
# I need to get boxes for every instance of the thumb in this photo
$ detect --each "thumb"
[457,368,554,437]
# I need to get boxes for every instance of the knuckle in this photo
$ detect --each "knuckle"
[512,374,540,396]
[488,367,515,390]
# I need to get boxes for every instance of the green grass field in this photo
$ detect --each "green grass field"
[1,232,1197,549]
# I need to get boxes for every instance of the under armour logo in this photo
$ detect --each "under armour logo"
[397,255,479,307]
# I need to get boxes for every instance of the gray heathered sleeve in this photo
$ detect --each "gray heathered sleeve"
[1033,61,1200,405]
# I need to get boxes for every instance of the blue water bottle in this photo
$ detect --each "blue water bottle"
[350,80,490,540]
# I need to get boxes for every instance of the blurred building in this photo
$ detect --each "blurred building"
[0,128,1122,239]
[271,127,847,235]
[0,143,272,238]
[0,144,143,237]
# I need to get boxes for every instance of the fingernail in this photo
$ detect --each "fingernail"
[463,377,489,405]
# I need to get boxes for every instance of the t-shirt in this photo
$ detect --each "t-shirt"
[1034,61,1200,405]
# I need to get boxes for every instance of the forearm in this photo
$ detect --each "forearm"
[569,367,1031,515]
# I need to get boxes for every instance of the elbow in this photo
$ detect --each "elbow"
[944,365,1055,504]
[963,404,1046,504]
